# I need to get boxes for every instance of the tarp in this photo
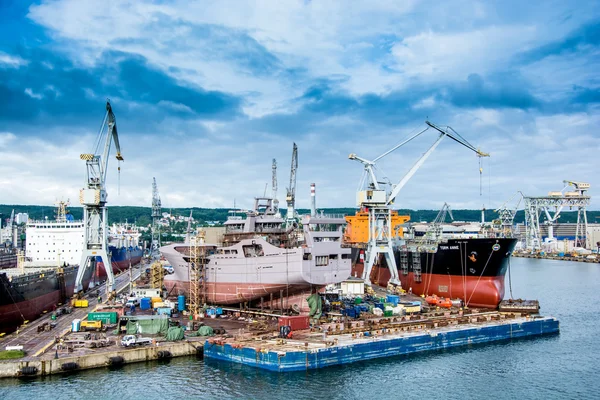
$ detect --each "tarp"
[190,325,214,337]
[165,326,185,341]
[125,317,169,335]
[306,293,322,319]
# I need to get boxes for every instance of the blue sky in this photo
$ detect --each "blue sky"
[0,0,599,211]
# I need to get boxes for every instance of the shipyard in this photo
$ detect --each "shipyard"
[1,1,599,399]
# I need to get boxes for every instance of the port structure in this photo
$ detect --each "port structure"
[494,192,523,238]
[151,177,162,253]
[285,143,298,228]
[523,181,590,250]
[74,101,123,295]
[349,121,489,286]
[188,231,207,317]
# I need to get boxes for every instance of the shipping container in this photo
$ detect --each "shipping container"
[72,299,89,308]
[87,311,118,325]
[140,298,152,310]
[278,315,310,331]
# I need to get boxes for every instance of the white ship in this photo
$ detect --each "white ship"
[160,197,351,306]
[25,201,84,268]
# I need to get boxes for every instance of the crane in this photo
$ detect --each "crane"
[494,192,522,238]
[271,158,279,215]
[151,177,162,252]
[349,121,488,286]
[74,100,124,295]
[286,143,298,227]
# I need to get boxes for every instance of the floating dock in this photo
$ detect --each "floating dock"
[204,314,559,372]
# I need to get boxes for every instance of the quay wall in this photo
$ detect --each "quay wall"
[0,341,201,379]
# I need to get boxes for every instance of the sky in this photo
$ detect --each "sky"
[0,0,599,212]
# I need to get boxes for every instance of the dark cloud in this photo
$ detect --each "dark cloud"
[441,73,541,110]
[0,48,243,135]
[517,20,600,63]
[571,85,600,104]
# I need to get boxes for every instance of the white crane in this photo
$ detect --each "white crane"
[349,121,488,286]
[74,101,124,295]
[286,143,298,227]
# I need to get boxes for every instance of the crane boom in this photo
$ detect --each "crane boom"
[272,158,279,214]
[350,120,488,287]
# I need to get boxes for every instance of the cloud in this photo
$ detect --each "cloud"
[517,20,600,63]
[0,0,598,211]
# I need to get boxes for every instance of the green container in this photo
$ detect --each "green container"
[384,310,393,317]
[354,297,362,305]
[87,311,118,325]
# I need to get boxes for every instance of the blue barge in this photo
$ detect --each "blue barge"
[204,316,559,372]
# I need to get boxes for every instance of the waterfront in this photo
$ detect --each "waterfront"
[2,257,598,400]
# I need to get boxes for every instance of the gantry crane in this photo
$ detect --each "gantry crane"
[74,101,123,295]
[286,143,298,227]
[349,121,488,286]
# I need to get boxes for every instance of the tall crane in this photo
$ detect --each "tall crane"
[271,158,279,215]
[74,101,124,295]
[151,177,162,252]
[286,143,298,227]
[349,121,488,286]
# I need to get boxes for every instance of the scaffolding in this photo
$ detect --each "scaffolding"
[188,231,207,317]
[149,261,164,289]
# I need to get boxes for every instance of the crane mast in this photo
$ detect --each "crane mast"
[151,177,162,253]
[271,158,279,215]
[349,121,488,286]
[286,143,298,227]
[74,101,124,295]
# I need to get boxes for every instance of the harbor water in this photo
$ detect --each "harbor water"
[2,257,598,399]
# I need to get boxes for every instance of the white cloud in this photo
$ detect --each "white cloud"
[24,88,43,100]
[0,52,27,68]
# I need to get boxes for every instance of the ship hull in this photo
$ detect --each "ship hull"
[0,266,93,334]
[160,235,351,307]
[96,246,143,279]
[352,238,518,308]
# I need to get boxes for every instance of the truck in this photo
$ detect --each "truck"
[80,320,103,331]
[121,335,152,347]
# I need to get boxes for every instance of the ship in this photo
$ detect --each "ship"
[346,212,518,308]
[96,223,144,279]
[160,197,351,308]
[0,262,93,334]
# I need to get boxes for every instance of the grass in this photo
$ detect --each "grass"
[0,350,26,360]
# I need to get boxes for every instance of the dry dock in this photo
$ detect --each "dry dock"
[204,312,559,372]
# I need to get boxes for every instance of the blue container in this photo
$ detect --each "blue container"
[156,307,172,316]
[386,295,399,307]
[216,307,223,315]
[177,295,186,312]
[375,302,384,311]
[206,308,215,316]
[359,305,369,312]
[354,306,361,317]
[343,307,356,318]
[140,297,151,310]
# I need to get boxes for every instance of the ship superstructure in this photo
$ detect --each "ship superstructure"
[25,200,84,268]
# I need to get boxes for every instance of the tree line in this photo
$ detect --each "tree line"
[1,204,599,227]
